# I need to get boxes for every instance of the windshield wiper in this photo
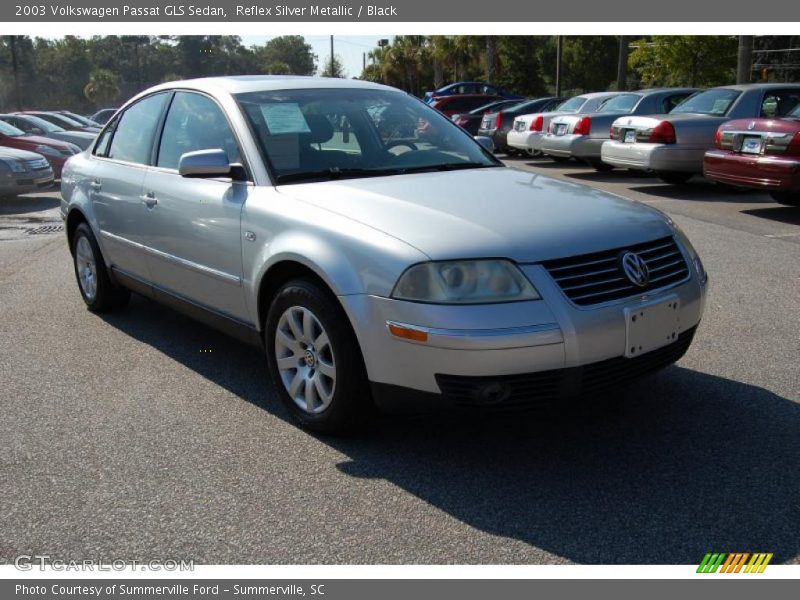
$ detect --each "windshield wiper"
[275,167,406,184]
[393,162,501,174]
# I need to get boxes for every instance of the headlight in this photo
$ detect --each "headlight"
[392,259,540,304]
[35,144,60,157]
[5,160,26,173]
[667,219,708,285]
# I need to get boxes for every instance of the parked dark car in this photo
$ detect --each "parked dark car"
[0,146,55,196]
[0,113,96,150]
[451,99,521,135]
[704,100,800,206]
[18,111,100,134]
[424,81,524,104]
[477,97,566,154]
[90,108,118,125]
[429,94,504,118]
[57,111,102,130]
[0,119,80,178]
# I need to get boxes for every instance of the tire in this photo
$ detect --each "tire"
[265,279,371,434]
[656,171,693,185]
[770,191,800,206]
[71,222,130,312]
[590,160,614,172]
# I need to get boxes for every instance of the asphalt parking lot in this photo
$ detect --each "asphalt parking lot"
[1,162,798,565]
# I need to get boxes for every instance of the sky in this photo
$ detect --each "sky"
[241,35,393,78]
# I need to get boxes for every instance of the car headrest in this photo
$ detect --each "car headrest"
[303,114,334,144]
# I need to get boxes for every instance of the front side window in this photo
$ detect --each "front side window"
[107,93,169,165]
[236,88,500,184]
[157,92,242,170]
[670,89,740,116]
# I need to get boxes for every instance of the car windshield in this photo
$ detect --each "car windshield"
[670,89,740,116]
[41,113,83,127]
[0,120,26,136]
[554,96,586,113]
[63,112,98,126]
[788,103,800,118]
[236,88,501,184]
[597,94,642,113]
[20,115,64,133]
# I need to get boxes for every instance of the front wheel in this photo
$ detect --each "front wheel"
[265,279,371,434]
[72,223,130,312]
[656,170,693,185]
[770,191,800,206]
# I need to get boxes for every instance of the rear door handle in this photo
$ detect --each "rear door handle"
[141,191,158,208]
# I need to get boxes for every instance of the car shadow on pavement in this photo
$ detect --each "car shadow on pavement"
[627,182,773,204]
[0,192,61,216]
[741,206,800,226]
[101,295,800,565]
[565,169,660,185]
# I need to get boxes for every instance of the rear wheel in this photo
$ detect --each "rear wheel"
[770,191,800,206]
[656,171,693,185]
[265,279,371,434]
[72,223,130,312]
[590,160,614,172]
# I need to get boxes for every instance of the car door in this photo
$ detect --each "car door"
[140,90,250,322]
[89,92,170,281]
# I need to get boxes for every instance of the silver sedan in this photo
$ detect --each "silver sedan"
[61,76,708,433]
[601,84,800,184]
[539,88,698,169]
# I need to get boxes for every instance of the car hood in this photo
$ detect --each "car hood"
[276,167,673,262]
[0,146,45,161]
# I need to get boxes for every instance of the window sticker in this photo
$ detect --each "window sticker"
[261,103,311,135]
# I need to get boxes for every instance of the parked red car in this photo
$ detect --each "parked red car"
[704,103,800,206]
[0,119,80,178]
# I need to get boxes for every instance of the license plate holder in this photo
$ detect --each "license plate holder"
[624,295,681,358]
[624,130,636,143]
[555,123,567,136]
[740,136,762,155]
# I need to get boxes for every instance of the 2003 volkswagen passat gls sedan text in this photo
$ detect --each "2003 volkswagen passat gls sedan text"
[61,76,708,433]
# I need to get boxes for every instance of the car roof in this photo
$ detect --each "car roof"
[141,75,398,97]
[710,83,800,91]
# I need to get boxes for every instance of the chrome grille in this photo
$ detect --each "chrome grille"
[25,158,49,170]
[542,236,690,306]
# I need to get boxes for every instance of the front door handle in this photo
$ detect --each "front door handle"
[89,179,102,191]
[141,191,158,208]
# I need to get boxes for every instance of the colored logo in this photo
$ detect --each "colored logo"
[697,552,773,573]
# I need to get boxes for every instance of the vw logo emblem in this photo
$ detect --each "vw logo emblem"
[619,251,650,287]
[747,121,756,130]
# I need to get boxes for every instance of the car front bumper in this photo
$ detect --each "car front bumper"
[601,141,708,173]
[0,169,56,195]
[704,150,800,192]
[540,134,606,160]
[340,252,707,411]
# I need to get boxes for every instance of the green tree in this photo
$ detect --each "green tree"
[629,36,738,87]
[84,68,120,106]
[320,54,346,78]
[258,36,316,76]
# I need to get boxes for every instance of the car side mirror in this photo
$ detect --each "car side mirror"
[178,149,245,180]
[474,135,495,153]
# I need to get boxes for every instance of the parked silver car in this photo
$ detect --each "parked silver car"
[0,113,96,150]
[539,88,698,169]
[506,92,620,157]
[0,146,54,196]
[61,76,708,432]
[601,84,800,184]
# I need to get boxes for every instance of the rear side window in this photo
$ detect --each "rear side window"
[107,93,169,165]
[598,94,642,113]
[156,91,242,170]
[662,93,692,113]
[760,89,800,118]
